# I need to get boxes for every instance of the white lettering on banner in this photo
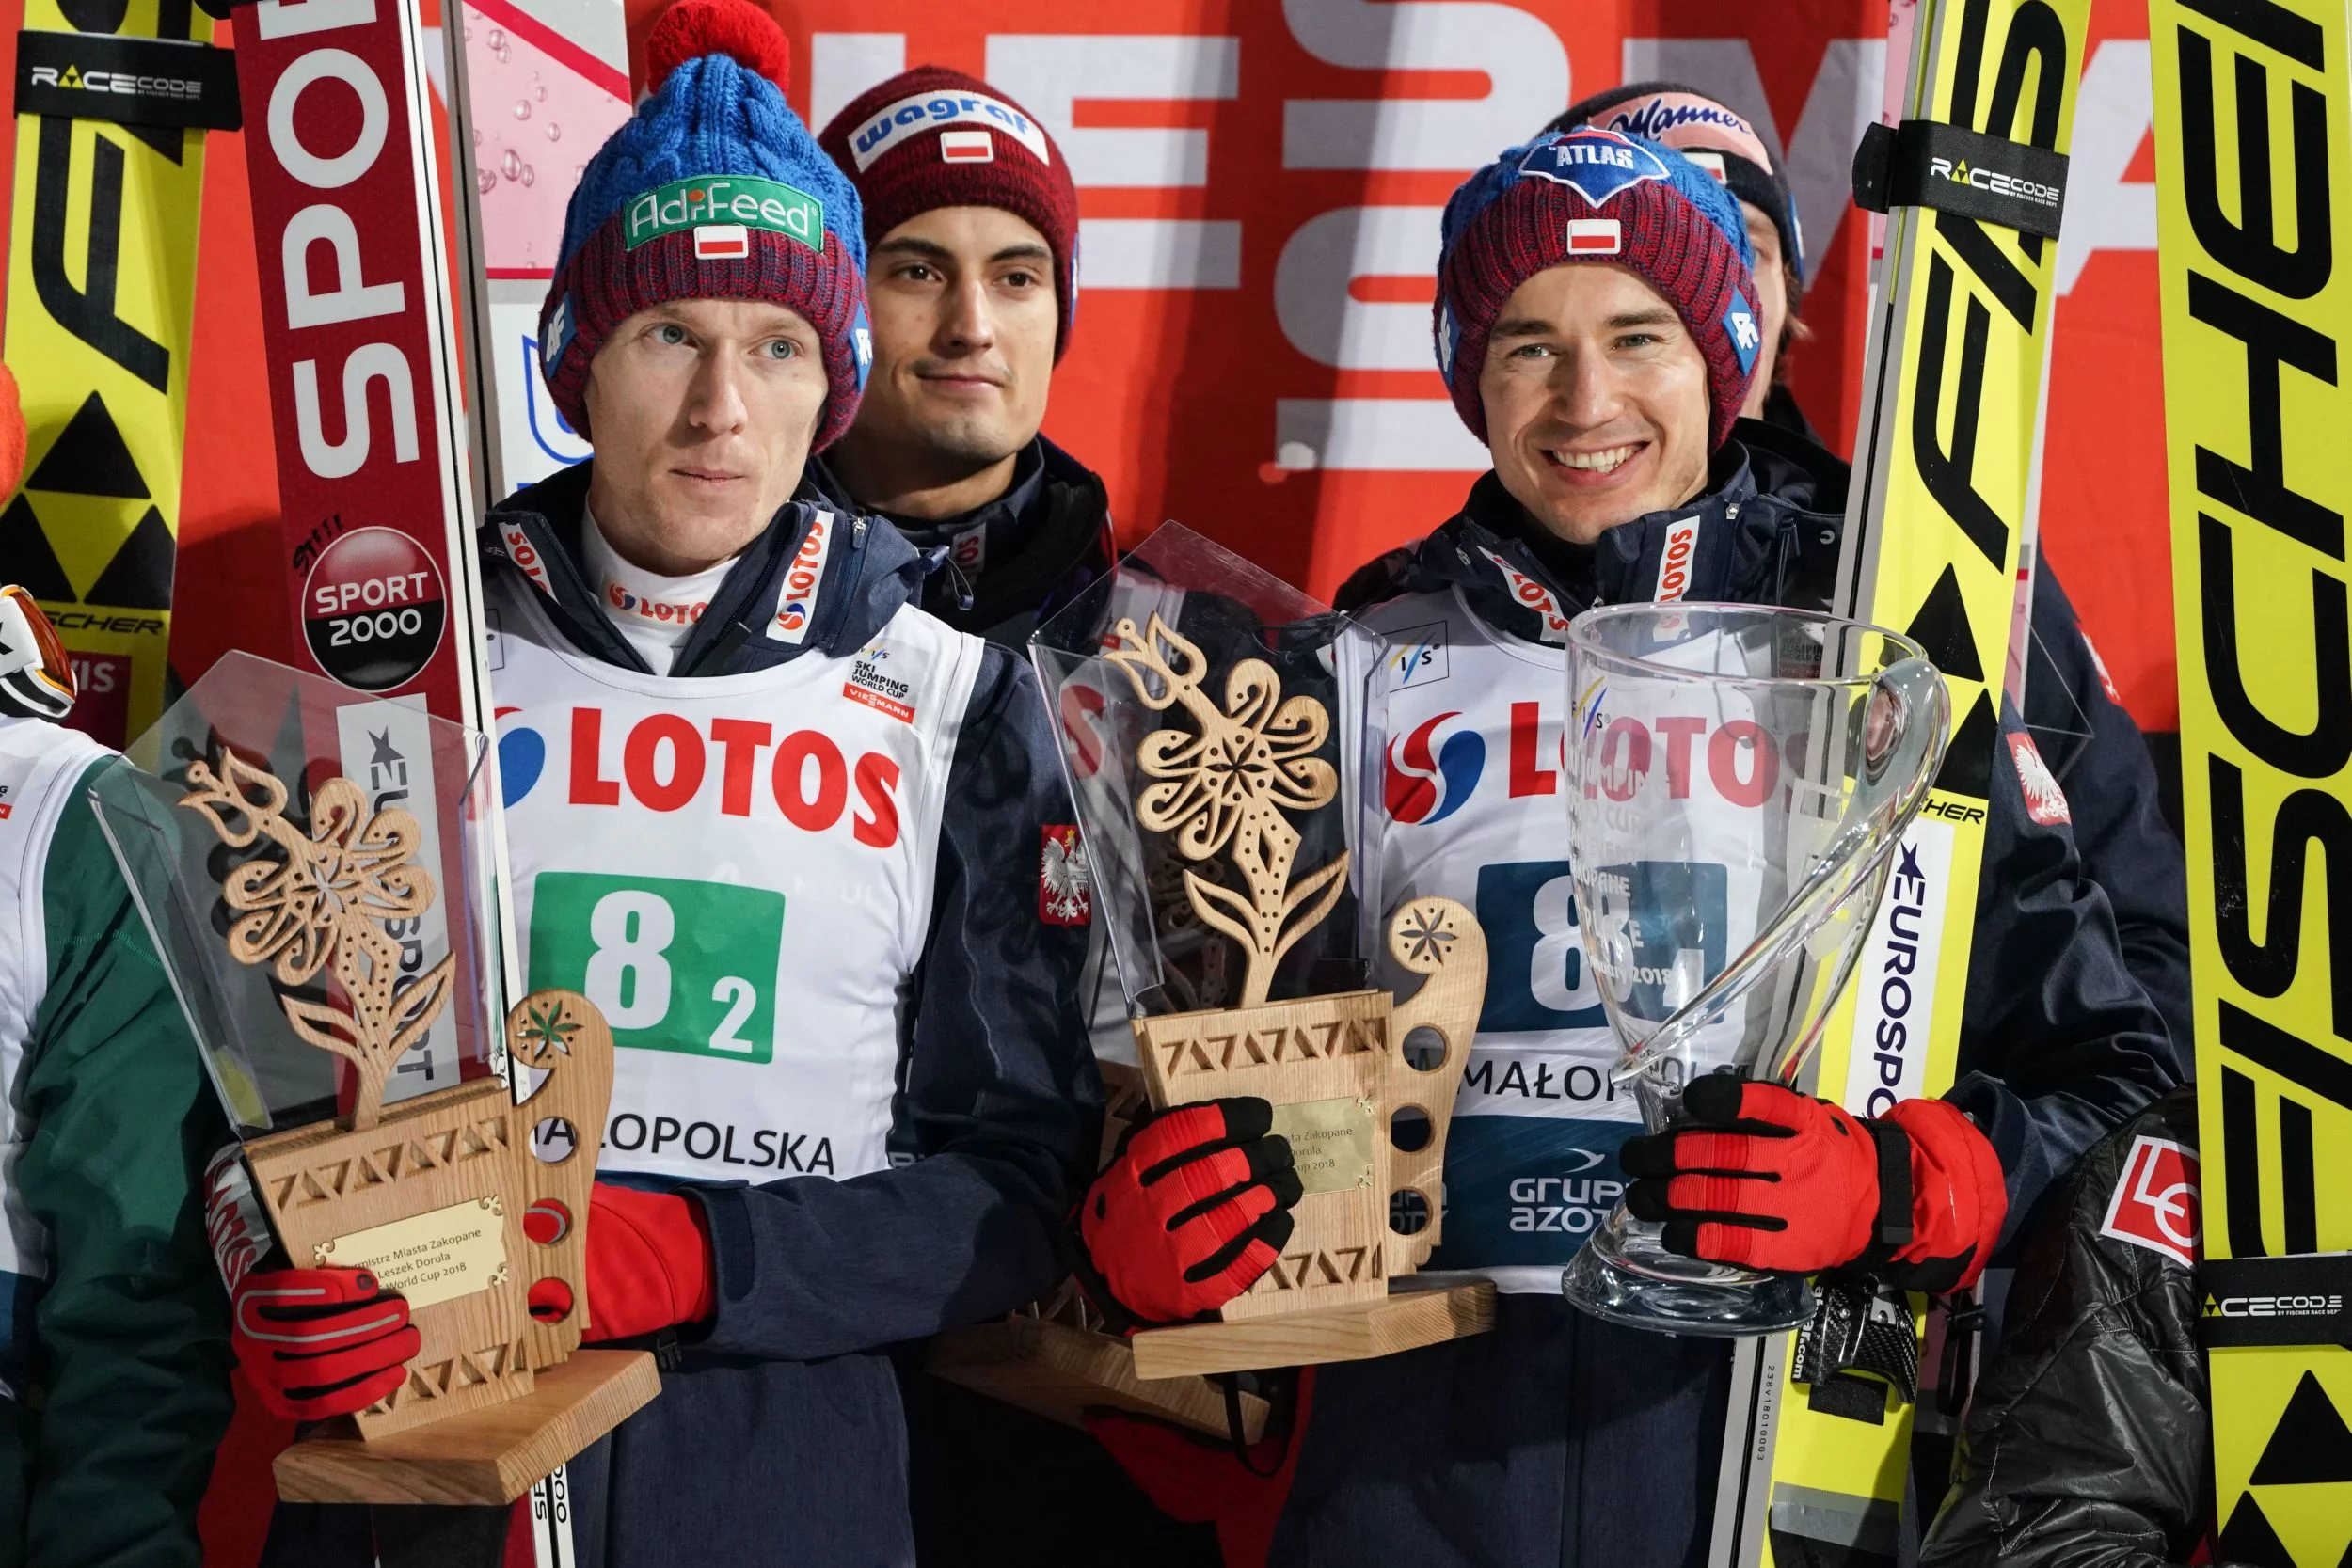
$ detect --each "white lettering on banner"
[983,35,1238,188]
[1281,0,1569,170]
[1077,219,1243,290]
[2056,40,2156,294]
[254,0,376,42]
[811,33,906,129]
[268,48,389,188]
[1273,398,1489,472]
[294,343,420,479]
[282,204,406,328]
[1275,206,1443,370]
[1621,36,1885,289]
[1839,818,1956,1117]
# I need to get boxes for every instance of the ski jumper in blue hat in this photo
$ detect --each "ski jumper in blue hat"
[243,5,1097,1564]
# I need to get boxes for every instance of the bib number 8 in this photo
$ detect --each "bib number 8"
[586,891,675,1028]
[531,872,785,1064]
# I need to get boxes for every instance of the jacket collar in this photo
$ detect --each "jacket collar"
[481,460,927,677]
[1394,428,1849,641]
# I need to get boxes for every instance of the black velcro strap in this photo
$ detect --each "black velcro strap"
[1863,1117,1915,1251]
[1791,1274,1921,1424]
[1851,118,2067,239]
[2198,1254,2352,1350]
[16,33,241,132]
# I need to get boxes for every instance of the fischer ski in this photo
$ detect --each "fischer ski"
[2150,1,2352,1561]
[1709,1,2090,1562]
[2,0,238,749]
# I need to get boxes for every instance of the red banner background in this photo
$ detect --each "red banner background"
[6,0,2176,734]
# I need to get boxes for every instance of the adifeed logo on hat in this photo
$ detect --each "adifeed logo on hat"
[1518,129,1672,208]
[626,176,822,253]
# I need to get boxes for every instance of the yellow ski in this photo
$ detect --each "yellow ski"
[1,0,236,747]
[2151,1,2352,1561]
[1711,1,2090,1560]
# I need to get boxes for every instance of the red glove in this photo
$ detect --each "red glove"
[1085,1367,1315,1568]
[1077,1098,1302,1326]
[578,1182,716,1343]
[232,1267,418,1421]
[1621,1077,2008,1291]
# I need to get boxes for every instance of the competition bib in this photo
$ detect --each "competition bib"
[489,578,981,1184]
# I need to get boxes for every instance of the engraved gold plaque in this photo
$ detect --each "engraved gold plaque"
[317,1195,511,1310]
[1270,1096,1377,1196]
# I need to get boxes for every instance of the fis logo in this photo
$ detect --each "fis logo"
[1385,711,1486,825]
[1518,128,1671,209]
[2100,1135,2201,1268]
[1928,156,2061,211]
[1386,625,1449,689]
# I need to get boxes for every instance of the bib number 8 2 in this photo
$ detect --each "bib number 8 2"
[531,872,783,1064]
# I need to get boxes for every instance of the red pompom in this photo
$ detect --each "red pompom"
[645,0,791,96]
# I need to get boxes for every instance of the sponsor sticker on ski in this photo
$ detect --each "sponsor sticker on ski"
[2099,1135,2200,1269]
[1839,822,1955,1118]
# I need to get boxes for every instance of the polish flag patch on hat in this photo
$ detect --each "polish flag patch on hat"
[939,129,995,164]
[693,223,750,261]
[1566,218,1622,254]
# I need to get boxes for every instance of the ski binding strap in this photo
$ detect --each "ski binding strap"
[1851,118,2068,240]
[1790,1273,1921,1425]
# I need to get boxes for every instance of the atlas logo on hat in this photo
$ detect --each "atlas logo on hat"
[1518,129,1672,208]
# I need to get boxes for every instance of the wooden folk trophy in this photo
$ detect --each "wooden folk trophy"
[931,529,1493,1439]
[94,655,655,1508]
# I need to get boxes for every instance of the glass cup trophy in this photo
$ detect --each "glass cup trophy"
[89,652,653,1501]
[1558,604,1948,1336]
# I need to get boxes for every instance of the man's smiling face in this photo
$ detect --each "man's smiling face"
[582,296,829,576]
[1477,262,1714,545]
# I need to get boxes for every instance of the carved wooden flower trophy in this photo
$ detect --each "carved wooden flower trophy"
[171,738,648,1503]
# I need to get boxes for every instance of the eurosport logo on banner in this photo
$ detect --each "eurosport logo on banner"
[1385,710,1486,824]
[498,705,903,847]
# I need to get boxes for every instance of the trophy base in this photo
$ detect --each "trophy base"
[1561,1208,1815,1338]
[928,1315,1270,1444]
[273,1349,660,1506]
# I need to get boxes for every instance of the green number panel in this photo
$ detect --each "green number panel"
[529,872,783,1064]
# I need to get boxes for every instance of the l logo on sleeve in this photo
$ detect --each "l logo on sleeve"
[2098,1134,2201,1268]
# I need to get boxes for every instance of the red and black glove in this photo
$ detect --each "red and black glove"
[1620,1076,2009,1291]
[1076,1098,1303,1326]
[572,1182,717,1343]
[1085,1367,1315,1568]
[232,1267,419,1421]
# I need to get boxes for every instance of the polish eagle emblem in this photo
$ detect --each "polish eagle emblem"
[1040,825,1091,927]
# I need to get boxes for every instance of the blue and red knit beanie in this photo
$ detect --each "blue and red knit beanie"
[540,0,871,451]
[1435,127,1761,451]
[818,68,1082,360]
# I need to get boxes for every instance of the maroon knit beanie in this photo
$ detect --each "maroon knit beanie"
[1437,131,1761,451]
[817,68,1081,359]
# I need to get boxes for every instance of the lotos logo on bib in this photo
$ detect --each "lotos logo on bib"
[561,707,903,847]
[768,513,836,644]
[848,90,1054,172]
[495,706,547,808]
[1518,129,1672,208]
[1386,710,1486,825]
